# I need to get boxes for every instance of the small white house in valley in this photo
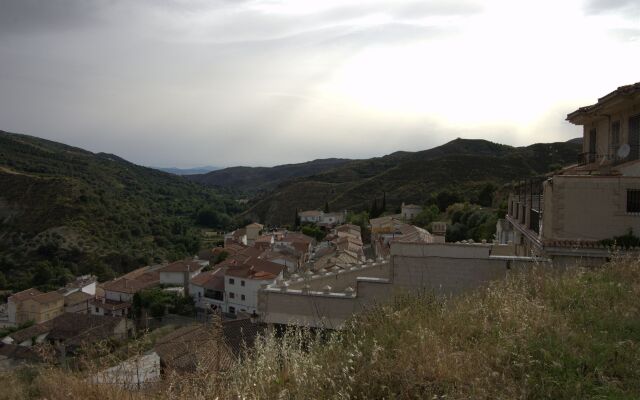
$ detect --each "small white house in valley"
[299,210,347,227]
[401,203,422,221]
[158,260,206,293]
[224,258,285,315]
[94,266,161,317]
[245,223,264,245]
[298,210,323,223]
[58,275,97,297]
[320,211,347,226]
[189,268,226,312]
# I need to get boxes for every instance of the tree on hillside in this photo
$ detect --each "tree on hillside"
[370,198,377,217]
[445,203,497,242]
[302,225,326,242]
[436,190,462,212]
[0,272,7,290]
[413,205,440,229]
[293,209,301,229]
[381,192,387,214]
[196,206,231,229]
[478,183,497,207]
[370,198,380,218]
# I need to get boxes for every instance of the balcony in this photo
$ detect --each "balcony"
[507,178,545,242]
[578,149,640,167]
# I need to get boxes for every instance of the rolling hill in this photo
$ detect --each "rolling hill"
[241,138,582,225]
[0,130,238,290]
[154,166,220,175]
[186,158,352,193]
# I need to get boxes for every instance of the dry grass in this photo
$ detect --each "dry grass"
[3,256,640,399]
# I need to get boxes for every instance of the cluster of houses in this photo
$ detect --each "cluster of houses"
[192,221,368,315]
[1,82,639,389]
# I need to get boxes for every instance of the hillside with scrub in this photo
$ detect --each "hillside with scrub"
[242,138,581,225]
[0,130,241,290]
[2,257,639,399]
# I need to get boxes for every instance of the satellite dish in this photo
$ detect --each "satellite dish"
[617,144,631,160]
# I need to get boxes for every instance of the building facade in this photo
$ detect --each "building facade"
[506,82,640,263]
[7,289,64,326]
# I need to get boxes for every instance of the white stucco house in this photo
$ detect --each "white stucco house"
[401,203,422,221]
[224,258,285,315]
[189,268,226,312]
[158,259,206,293]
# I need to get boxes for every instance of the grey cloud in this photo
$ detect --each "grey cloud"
[0,0,107,35]
[0,0,615,168]
[583,0,640,16]
[0,0,246,36]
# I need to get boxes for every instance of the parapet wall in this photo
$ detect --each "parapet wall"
[285,262,391,292]
[259,243,547,328]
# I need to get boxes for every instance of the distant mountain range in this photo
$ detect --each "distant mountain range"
[154,166,221,175]
[185,158,352,193]
[239,138,583,225]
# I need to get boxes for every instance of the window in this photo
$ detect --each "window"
[627,190,640,213]
[229,292,235,299]
[95,307,99,313]
[589,128,597,155]
[205,289,223,301]
[229,306,236,314]
[241,294,245,301]
[611,121,621,152]
[229,278,235,284]
[241,280,245,287]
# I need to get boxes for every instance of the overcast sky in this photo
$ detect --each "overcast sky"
[1,0,639,167]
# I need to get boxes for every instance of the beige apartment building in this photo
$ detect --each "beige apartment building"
[506,82,640,263]
[7,289,64,326]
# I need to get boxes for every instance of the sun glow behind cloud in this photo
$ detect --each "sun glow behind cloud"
[323,0,640,131]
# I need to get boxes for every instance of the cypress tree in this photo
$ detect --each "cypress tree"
[381,192,387,214]
[294,209,301,229]
[370,198,379,218]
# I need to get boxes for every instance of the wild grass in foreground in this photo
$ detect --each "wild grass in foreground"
[2,256,639,399]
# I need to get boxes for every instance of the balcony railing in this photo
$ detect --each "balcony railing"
[508,177,545,238]
[530,209,540,234]
[578,152,598,165]
[579,150,640,166]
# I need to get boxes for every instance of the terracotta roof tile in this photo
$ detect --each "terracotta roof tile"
[567,82,640,121]
[64,291,93,306]
[9,288,43,302]
[90,299,131,311]
[190,268,225,291]
[25,291,64,305]
[225,258,284,280]
[160,260,204,273]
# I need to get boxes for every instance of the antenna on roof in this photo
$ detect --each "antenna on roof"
[617,144,631,160]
